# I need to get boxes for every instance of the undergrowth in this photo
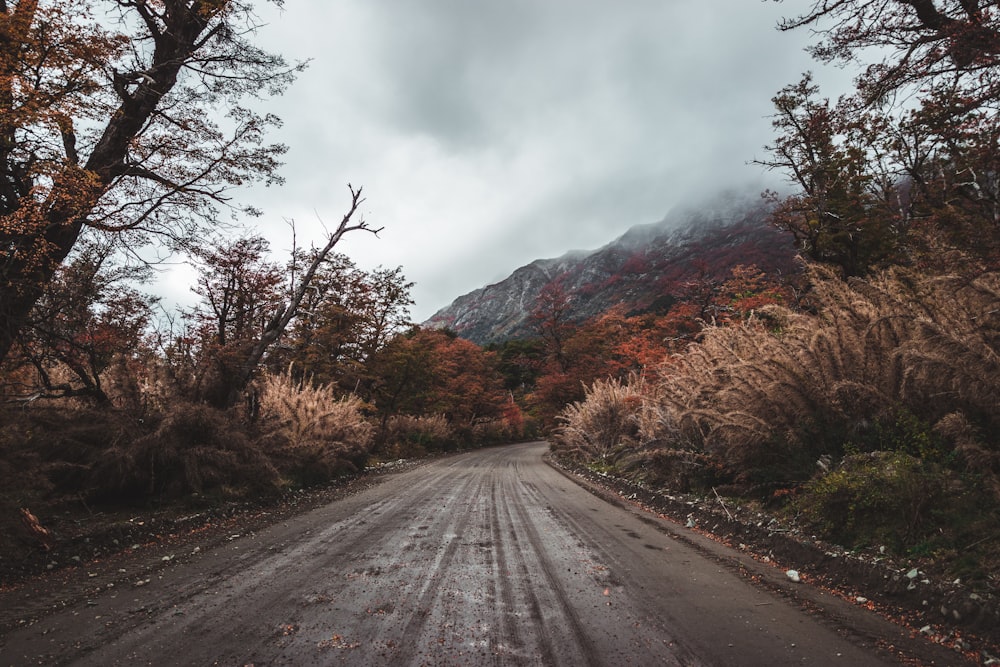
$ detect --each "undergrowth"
[552,263,1000,581]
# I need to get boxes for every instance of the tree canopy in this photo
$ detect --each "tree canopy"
[779,0,1000,106]
[1,0,300,364]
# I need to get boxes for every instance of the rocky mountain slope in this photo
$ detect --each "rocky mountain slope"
[423,190,799,345]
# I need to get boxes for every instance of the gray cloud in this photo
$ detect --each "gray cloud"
[227,1,859,322]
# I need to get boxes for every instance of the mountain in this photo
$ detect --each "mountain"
[423,189,799,345]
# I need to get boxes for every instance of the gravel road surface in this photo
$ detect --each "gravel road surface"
[0,442,966,666]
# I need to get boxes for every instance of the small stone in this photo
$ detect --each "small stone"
[786,569,801,583]
[855,596,868,604]
[906,568,920,580]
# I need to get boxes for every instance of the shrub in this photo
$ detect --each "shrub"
[88,403,279,501]
[552,376,644,463]
[644,264,1000,495]
[794,452,941,549]
[257,369,373,485]
[377,413,456,458]
[792,450,1000,567]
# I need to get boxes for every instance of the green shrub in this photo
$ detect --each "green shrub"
[795,451,945,551]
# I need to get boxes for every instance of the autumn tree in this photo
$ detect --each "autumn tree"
[191,236,283,350]
[530,280,575,372]
[0,0,300,365]
[175,188,376,408]
[369,327,507,431]
[185,234,282,406]
[278,253,413,392]
[757,76,909,276]
[772,3,1000,268]
[2,238,153,403]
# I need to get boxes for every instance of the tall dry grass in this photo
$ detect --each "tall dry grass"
[558,263,1000,496]
[258,368,373,484]
[654,265,998,490]
[551,375,645,462]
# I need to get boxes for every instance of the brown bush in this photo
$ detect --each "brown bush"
[643,264,1000,491]
[257,369,373,485]
[558,262,1000,500]
[377,413,456,458]
[552,376,645,463]
[88,403,280,501]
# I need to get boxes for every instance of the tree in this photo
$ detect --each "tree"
[191,235,283,349]
[771,2,1000,269]
[369,327,506,428]
[530,280,575,372]
[278,254,413,391]
[3,238,153,403]
[183,186,377,408]
[778,0,1000,106]
[757,76,909,276]
[1,0,300,365]
[186,234,283,406]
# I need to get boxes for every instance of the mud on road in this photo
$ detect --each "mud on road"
[0,442,978,666]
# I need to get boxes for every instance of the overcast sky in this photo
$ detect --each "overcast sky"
[227,1,857,323]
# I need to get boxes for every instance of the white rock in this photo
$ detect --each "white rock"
[786,569,801,583]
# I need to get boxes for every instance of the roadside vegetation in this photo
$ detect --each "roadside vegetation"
[551,0,1000,587]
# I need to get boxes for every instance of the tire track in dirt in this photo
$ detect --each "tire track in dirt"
[486,480,528,662]
[496,472,601,666]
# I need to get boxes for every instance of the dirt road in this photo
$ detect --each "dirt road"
[0,442,968,666]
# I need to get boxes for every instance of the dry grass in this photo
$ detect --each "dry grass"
[558,263,999,497]
[257,368,373,484]
[551,375,645,462]
[552,261,1000,573]
[647,265,999,488]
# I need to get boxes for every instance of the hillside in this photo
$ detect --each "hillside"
[423,190,798,345]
